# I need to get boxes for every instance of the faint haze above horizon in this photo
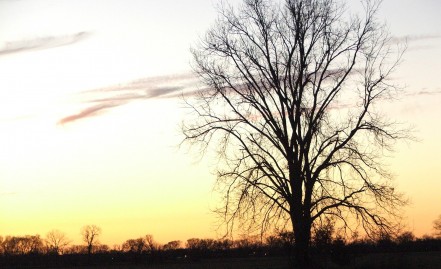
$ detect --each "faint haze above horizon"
[0,0,440,245]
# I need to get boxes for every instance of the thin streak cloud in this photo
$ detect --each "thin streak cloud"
[58,74,200,125]
[0,32,92,56]
[391,34,441,43]
[61,65,437,125]
[58,102,122,125]
[413,89,441,96]
[0,192,18,196]
[391,34,441,51]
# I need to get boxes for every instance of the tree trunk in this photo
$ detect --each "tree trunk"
[292,215,312,269]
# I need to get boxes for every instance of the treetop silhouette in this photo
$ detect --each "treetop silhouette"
[183,0,409,267]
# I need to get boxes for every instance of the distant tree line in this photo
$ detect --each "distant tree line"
[1,217,441,268]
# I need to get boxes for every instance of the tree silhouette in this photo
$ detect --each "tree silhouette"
[0,235,44,255]
[45,229,70,255]
[81,225,101,255]
[144,234,159,251]
[312,218,334,250]
[163,240,182,250]
[183,0,408,266]
[396,231,415,245]
[121,234,159,253]
[434,215,441,238]
[122,238,146,253]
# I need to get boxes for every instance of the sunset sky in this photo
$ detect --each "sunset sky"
[0,0,440,246]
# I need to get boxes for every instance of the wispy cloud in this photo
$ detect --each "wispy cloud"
[0,192,17,196]
[57,73,200,125]
[391,34,441,51]
[0,32,92,56]
[391,34,441,43]
[88,86,183,103]
[58,102,122,125]
[412,89,441,96]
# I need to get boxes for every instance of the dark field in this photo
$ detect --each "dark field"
[344,251,441,269]
[68,257,288,269]
[27,252,440,269]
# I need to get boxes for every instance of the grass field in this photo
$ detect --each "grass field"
[346,251,441,269]
[42,257,289,269]
[38,252,440,269]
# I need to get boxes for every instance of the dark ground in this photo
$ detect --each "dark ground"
[13,252,438,269]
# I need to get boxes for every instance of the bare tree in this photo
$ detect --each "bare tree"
[122,238,149,253]
[396,231,415,244]
[163,240,182,250]
[0,235,44,255]
[144,234,159,251]
[312,218,334,249]
[81,225,101,255]
[183,0,408,266]
[434,215,441,238]
[121,234,159,253]
[45,229,70,255]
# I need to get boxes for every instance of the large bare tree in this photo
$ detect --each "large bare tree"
[183,0,408,267]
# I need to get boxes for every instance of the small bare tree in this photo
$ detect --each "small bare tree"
[144,234,159,251]
[434,215,441,238]
[46,229,70,255]
[163,240,182,250]
[122,238,146,253]
[183,0,408,267]
[121,234,159,253]
[81,225,101,255]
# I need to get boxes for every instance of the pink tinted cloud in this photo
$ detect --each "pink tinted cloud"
[58,74,200,125]
[58,102,122,125]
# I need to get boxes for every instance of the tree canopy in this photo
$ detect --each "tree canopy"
[183,0,408,266]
